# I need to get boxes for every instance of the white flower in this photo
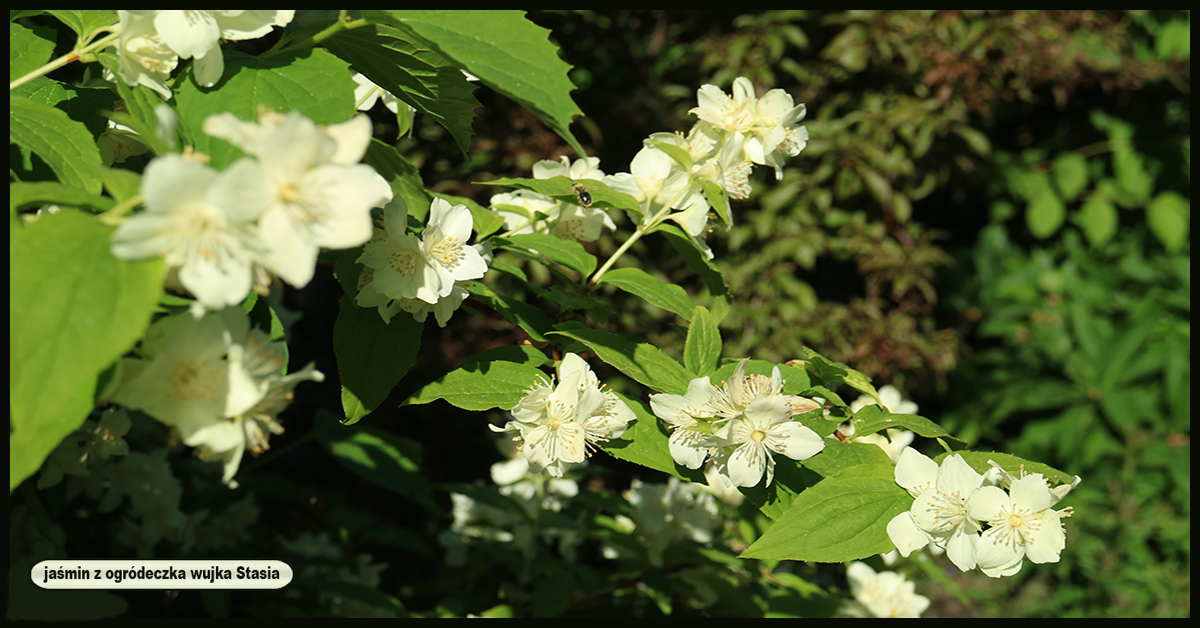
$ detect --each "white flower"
[689,77,808,180]
[620,478,719,566]
[352,72,404,114]
[108,11,179,99]
[111,154,272,310]
[490,353,635,478]
[967,473,1068,578]
[850,385,919,415]
[532,155,606,181]
[886,448,985,573]
[203,110,392,288]
[489,189,560,236]
[843,561,930,618]
[716,392,825,488]
[152,11,294,87]
[356,197,487,324]
[649,376,722,470]
[420,197,490,298]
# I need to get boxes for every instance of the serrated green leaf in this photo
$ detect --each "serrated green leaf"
[9,95,103,194]
[333,293,423,425]
[10,212,163,490]
[322,23,481,159]
[1146,191,1189,253]
[789,348,878,404]
[462,280,553,343]
[595,267,695,321]
[314,415,438,515]
[684,305,721,377]
[851,412,963,447]
[363,139,434,223]
[10,21,57,81]
[655,222,731,322]
[548,327,692,395]
[741,463,909,562]
[401,357,546,411]
[174,49,357,169]
[500,233,597,278]
[367,10,586,157]
[45,10,116,40]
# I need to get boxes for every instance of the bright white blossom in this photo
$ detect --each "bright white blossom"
[614,478,720,567]
[491,353,635,478]
[114,308,321,486]
[150,11,294,87]
[689,76,808,180]
[111,153,272,311]
[886,448,986,572]
[489,156,617,242]
[842,561,930,618]
[203,109,392,288]
[649,359,823,488]
[355,197,488,325]
[108,11,179,99]
[968,473,1069,578]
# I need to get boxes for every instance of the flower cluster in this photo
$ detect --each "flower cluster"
[111,108,392,312]
[488,156,617,241]
[113,307,323,487]
[107,10,295,98]
[649,359,825,488]
[491,353,636,478]
[355,196,491,326]
[841,561,930,618]
[439,455,583,566]
[603,477,720,567]
[886,448,1080,578]
[839,384,918,463]
[602,76,807,258]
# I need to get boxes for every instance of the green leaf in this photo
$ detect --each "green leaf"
[9,95,103,194]
[321,23,481,159]
[595,267,695,321]
[9,182,113,214]
[741,463,909,562]
[684,305,722,377]
[1026,189,1065,239]
[1146,191,1189,253]
[548,327,693,395]
[655,222,731,322]
[10,212,163,490]
[401,357,547,411]
[174,49,357,169]
[363,139,435,223]
[702,179,732,228]
[850,411,962,447]
[333,293,423,425]
[9,21,57,81]
[314,414,439,515]
[1076,195,1118,247]
[367,10,586,158]
[45,10,117,40]
[800,439,892,481]
[1052,153,1089,200]
[789,348,879,404]
[600,393,705,483]
[462,280,553,343]
[499,233,598,278]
